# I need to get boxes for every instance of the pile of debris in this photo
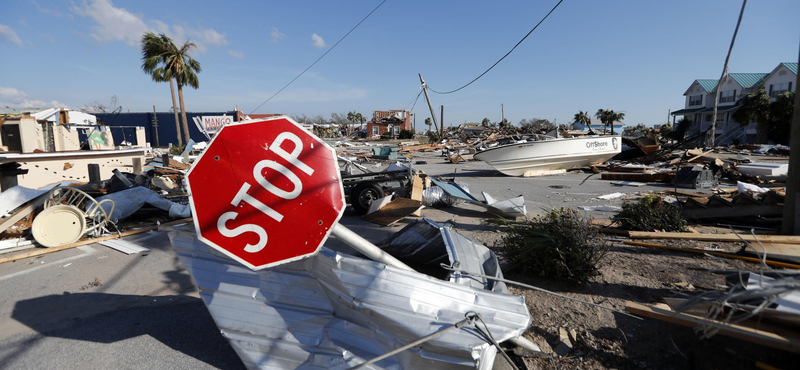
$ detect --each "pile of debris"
[0,147,197,261]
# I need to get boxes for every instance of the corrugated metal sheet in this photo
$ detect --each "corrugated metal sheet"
[169,226,531,370]
[696,79,719,92]
[729,73,768,88]
[781,62,798,75]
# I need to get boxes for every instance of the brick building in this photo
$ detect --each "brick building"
[366,110,412,138]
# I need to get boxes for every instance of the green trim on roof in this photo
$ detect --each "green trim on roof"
[782,62,798,75]
[671,107,705,115]
[728,73,768,88]
[696,79,718,92]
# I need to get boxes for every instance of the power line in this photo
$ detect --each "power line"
[249,0,389,114]
[409,89,423,112]
[428,0,564,95]
[402,88,423,112]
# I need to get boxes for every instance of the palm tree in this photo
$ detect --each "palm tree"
[609,111,625,135]
[769,91,795,144]
[595,109,609,134]
[141,32,183,146]
[733,88,771,143]
[573,110,591,130]
[166,41,202,144]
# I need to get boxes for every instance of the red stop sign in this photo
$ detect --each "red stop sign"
[186,116,345,270]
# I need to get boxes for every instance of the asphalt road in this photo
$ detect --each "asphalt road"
[0,151,706,369]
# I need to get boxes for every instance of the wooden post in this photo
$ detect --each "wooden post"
[152,105,160,147]
[162,153,171,167]
[418,73,439,138]
[440,105,444,139]
[782,45,800,235]
[132,158,143,175]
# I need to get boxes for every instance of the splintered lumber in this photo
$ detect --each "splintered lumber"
[627,231,800,244]
[623,241,800,269]
[0,194,46,234]
[410,175,424,217]
[625,301,800,353]
[0,218,193,264]
[362,198,422,226]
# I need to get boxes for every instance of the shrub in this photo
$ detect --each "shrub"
[499,208,608,283]
[398,129,415,139]
[615,195,687,232]
[426,130,440,143]
[169,144,186,155]
[380,132,393,140]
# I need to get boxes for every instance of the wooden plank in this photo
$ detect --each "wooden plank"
[622,241,800,269]
[742,243,800,263]
[627,231,800,244]
[0,218,193,264]
[626,301,800,353]
[410,175,424,217]
[362,198,422,226]
[686,148,716,163]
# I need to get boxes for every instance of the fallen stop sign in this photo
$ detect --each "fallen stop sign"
[187,116,345,270]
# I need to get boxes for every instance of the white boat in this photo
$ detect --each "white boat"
[473,135,621,176]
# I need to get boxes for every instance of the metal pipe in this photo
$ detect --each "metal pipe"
[331,224,414,271]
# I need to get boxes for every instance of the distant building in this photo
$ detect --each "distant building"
[670,62,797,144]
[366,110,412,138]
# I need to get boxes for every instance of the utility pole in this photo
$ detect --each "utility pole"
[152,105,160,147]
[501,103,505,126]
[419,73,440,138]
[782,44,800,235]
[708,0,747,147]
[440,105,444,138]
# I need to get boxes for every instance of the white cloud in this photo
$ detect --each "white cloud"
[0,24,23,46]
[0,86,68,108]
[71,0,227,52]
[311,33,326,48]
[0,87,26,101]
[270,27,286,43]
[33,0,73,18]
[70,0,147,46]
[228,50,245,59]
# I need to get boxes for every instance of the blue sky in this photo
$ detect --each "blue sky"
[1,0,798,127]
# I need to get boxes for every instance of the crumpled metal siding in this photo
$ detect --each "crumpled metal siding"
[383,219,506,293]
[169,227,531,370]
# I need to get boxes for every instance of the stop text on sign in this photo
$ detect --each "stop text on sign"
[216,132,315,253]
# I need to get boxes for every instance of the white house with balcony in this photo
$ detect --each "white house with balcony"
[670,62,796,144]
[764,62,796,98]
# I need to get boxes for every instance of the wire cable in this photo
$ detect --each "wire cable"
[249,0,389,113]
[428,0,564,95]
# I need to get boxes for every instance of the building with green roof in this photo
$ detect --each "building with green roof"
[671,62,796,144]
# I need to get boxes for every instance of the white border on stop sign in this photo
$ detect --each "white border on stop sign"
[185,115,346,271]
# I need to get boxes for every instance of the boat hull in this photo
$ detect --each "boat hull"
[474,136,621,176]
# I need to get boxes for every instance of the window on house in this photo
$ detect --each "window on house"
[706,114,712,122]
[719,90,736,103]
[393,126,400,135]
[689,95,702,106]
[770,82,792,97]
[372,126,379,136]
